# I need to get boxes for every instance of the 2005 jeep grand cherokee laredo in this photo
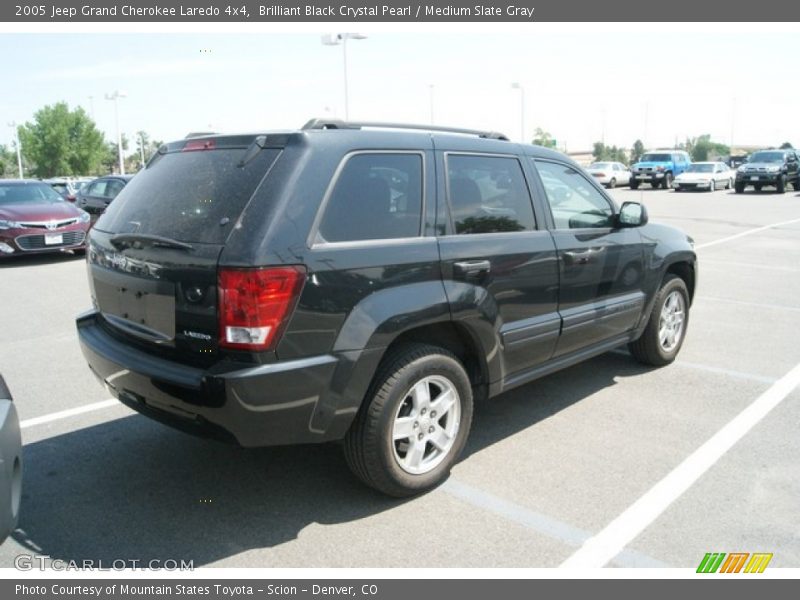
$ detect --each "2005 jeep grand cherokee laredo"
[77,120,697,497]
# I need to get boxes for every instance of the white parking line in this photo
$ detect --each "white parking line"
[701,259,800,273]
[694,217,800,250]
[20,399,118,430]
[442,479,668,568]
[560,360,800,568]
[696,295,800,314]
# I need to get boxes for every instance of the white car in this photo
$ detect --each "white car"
[673,162,733,192]
[584,162,631,188]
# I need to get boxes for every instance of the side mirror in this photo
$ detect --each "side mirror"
[618,201,648,227]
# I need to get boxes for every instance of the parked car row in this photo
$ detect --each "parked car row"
[585,148,800,194]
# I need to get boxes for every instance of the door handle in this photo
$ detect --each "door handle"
[563,248,604,266]
[454,260,491,276]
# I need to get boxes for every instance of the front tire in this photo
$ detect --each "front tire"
[630,180,640,190]
[662,173,674,189]
[344,344,473,497]
[776,175,786,194]
[708,179,715,192]
[629,275,690,366]
[735,181,745,193]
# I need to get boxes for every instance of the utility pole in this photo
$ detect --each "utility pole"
[7,121,23,179]
[105,90,127,174]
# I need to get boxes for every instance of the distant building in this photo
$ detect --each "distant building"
[567,150,595,166]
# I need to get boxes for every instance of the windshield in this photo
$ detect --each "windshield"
[686,164,714,173]
[0,183,65,205]
[96,146,281,244]
[748,151,784,163]
[589,163,612,169]
[640,153,671,162]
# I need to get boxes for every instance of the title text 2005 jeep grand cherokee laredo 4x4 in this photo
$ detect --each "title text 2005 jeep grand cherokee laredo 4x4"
[77,120,697,497]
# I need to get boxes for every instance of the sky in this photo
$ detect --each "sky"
[1,30,798,154]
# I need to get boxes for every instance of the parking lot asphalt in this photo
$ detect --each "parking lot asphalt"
[1,185,798,569]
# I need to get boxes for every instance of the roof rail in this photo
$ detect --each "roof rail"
[301,118,509,141]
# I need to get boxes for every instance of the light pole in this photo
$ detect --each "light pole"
[7,121,23,179]
[321,33,367,120]
[511,82,525,143]
[139,133,146,168]
[105,90,127,174]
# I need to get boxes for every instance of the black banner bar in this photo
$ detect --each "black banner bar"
[4,0,800,22]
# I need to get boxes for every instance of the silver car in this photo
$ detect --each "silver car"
[584,162,631,188]
[0,375,22,544]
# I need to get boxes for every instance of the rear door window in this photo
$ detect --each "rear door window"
[446,154,535,234]
[95,147,281,244]
[316,153,423,244]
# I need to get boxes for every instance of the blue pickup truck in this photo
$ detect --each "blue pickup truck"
[630,150,691,189]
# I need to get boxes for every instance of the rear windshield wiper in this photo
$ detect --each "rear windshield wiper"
[109,233,194,251]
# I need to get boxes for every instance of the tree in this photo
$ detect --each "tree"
[132,130,162,170]
[532,127,556,148]
[683,134,729,162]
[0,144,18,178]
[593,142,628,164]
[779,142,793,149]
[630,139,645,163]
[18,102,107,178]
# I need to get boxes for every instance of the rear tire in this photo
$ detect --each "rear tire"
[343,344,473,497]
[629,275,690,367]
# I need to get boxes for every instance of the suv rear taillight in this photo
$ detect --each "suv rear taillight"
[218,266,306,351]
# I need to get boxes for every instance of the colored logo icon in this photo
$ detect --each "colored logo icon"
[697,552,773,573]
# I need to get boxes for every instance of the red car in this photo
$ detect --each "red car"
[0,179,91,258]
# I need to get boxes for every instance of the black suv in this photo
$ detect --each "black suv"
[76,121,697,497]
[734,149,800,194]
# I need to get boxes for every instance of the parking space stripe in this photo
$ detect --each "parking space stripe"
[696,295,800,314]
[442,479,668,568]
[609,349,776,384]
[694,217,800,250]
[20,399,118,429]
[701,259,800,273]
[560,360,800,568]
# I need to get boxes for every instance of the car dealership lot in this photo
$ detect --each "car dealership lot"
[1,186,798,568]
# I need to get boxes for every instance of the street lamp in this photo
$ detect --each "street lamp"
[7,121,23,179]
[321,33,367,120]
[511,82,525,143]
[105,90,127,174]
[139,133,146,168]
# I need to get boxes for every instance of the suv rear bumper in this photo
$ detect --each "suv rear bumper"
[76,310,348,447]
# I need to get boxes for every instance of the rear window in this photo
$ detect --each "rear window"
[95,147,280,244]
